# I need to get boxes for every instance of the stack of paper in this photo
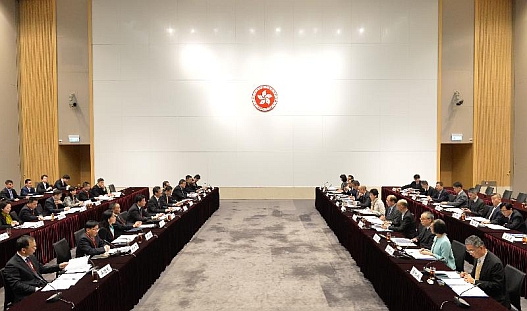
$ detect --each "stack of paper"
[64,256,91,273]
[391,238,416,247]
[138,224,155,229]
[108,246,131,255]
[445,208,464,214]
[112,235,138,244]
[362,216,384,225]
[41,272,86,291]
[483,224,510,230]
[405,249,435,260]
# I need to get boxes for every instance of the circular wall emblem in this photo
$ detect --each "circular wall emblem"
[252,85,278,112]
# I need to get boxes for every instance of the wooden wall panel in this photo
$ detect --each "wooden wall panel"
[18,0,59,183]
[473,0,513,186]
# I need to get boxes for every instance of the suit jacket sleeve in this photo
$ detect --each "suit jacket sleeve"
[127,206,148,222]
[0,215,12,229]
[54,180,68,190]
[44,198,63,215]
[448,193,468,207]
[472,254,506,295]
[77,191,89,201]
[147,197,165,213]
[36,183,46,194]
[504,212,525,230]
[77,236,106,256]
[4,259,39,297]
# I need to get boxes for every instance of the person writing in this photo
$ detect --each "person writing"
[419,219,456,270]
[76,220,110,258]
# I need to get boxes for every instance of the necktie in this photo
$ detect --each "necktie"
[475,260,482,280]
[8,189,13,199]
[25,257,36,272]
[490,206,498,219]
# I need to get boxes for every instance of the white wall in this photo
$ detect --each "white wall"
[92,0,438,188]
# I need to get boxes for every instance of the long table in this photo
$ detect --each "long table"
[382,186,527,297]
[7,188,220,311]
[316,188,508,311]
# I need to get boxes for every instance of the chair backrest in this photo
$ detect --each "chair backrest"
[0,268,15,310]
[516,192,527,204]
[451,240,466,272]
[108,184,116,193]
[74,228,85,247]
[53,238,71,264]
[502,190,513,200]
[448,193,456,202]
[485,186,495,196]
[504,264,526,311]
[474,184,482,193]
[119,211,128,222]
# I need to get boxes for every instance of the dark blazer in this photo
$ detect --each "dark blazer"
[421,187,438,198]
[19,186,36,197]
[54,179,68,190]
[172,186,187,201]
[357,191,371,208]
[90,185,107,197]
[126,203,150,223]
[401,181,423,191]
[159,194,174,210]
[471,251,510,309]
[487,203,505,223]
[98,226,115,242]
[467,198,488,216]
[147,196,165,214]
[184,184,196,193]
[495,210,526,232]
[75,234,106,258]
[0,212,19,229]
[0,187,19,200]
[18,206,41,222]
[446,191,468,208]
[432,189,450,203]
[4,254,60,303]
[44,197,64,216]
[77,189,92,201]
[388,210,417,238]
[384,204,401,222]
[415,224,434,249]
[114,214,133,237]
[36,182,51,194]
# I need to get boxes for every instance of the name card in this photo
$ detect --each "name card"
[335,201,340,207]
[0,232,9,241]
[189,201,194,207]
[470,219,480,228]
[145,231,153,241]
[341,207,346,212]
[130,242,139,254]
[36,221,44,228]
[57,213,66,220]
[352,214,358,222]
[435,206,443,212]
[373,234,381,244]
[358,221,364,229]
[183,206,188,212]
[385,245,395,256]
[94,201,101,206]
[198,195,202,201]
[502,232,515,243]
[158,220,166,228]
[97,264,112,279]
[410,266,423,282]
[203,193,207,197]
[392,187,397,191]
[80,206,87,212]
[452,213,461,220]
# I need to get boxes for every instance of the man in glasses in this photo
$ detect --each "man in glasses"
[76,220,110,258]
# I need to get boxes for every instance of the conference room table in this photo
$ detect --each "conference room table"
[381,186,527,297]
[315,188,508,311]
[0,187,150,287]
[7,188,220,311]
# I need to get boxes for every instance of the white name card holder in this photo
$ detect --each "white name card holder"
[57,213,66,220]
[373,234,381,244]
[129,243,139,254]
[158,220,166,228]
[80,206,87,212]
[145,231,153,241]
[183,206,188,212]
[358,221,364,229]
[385,245,395,256]
[470,219,480,228]
[410,266,423,282]
[452,213,461,220]
[37,221,45,228]
[502,232,515,243]
[97,264,113,279]
[352,214,358,222]
[435,206,443,212]
[341,207,346,212]
[189,201,194,207]
[0,232,9,241]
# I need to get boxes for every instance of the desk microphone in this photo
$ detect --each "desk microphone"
[45,281,75,309]
[422,259,441,274]
[102,238,116,247]
[453,282,482,308]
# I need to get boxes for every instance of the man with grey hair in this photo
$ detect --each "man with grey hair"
[380,195,400,222]
[356,186,371,208]
[462,188,487,216]
[441,181,468,207]
[460,235,510,309]
[411,211,434,249]
[382,199,416,238]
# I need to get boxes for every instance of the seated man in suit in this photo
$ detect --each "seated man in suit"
[18,198,44,222]
[147,186,171,214]
[44,189,69,216]
[184,175,196,193]
[160,186,180,210]
[356,186,371,208]
[127,194,154,223]
[441,181,468,208]
[411,211,435,249]
[172,179,188,202]
[461,235,510,309]
[0,179,20,201]
[462,188,488,216]
[493,203,526,231]
[380,195,401,222]
[110,203,140,237]
[194,174,203,189]
[401,174,423,191]
[54,174,71,190]
[20,179,36,198]
[90,178,108,197]
[162,180,171,188]
[4,235,67,303]
[36,174,52,194]
[483,193,505,224]
[382,199,417,238]
[76,220,110,258]
[420,180,437,197]
[430,181,450,202]
[77,182,92,201]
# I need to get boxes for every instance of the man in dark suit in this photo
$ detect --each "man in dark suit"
[194,174,202,189]
[148,186,171,214]
[380,195,401,222]
[356,186,371,208]
[463,188,488,216]
[160,186,176,210]
[461,235,510,309]
[184,175,196,193]
[76,220,110,258]
[44,190,69,216]
[90,178,108,197]
[411,211,435,249]
[110,203,140,237]
[0,179,20,201]
[172,179,188,202]
[493,203,526,232]
[18,198,44,222]
[420,180,438,197]
[442,181,468,208]
[401,174,423,191]
[484,193,505,224]
[4,235,67,303]
[20,179,36,198]
[77,182,92,201]
[383,199,417,238]
[36,175,52,194]
[54,174,71,190]
[127,194,153,223]
[430,181,450,203]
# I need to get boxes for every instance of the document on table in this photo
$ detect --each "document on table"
[108,246,131,255]
[444,208,464,214]
[362,216,384,225]
[391,238,417,247]
[64,256,91,273]
[357,209,376,215]
[435,271,462,279]
[138,224,155,229]
[448,284,488,297]
[112,235,138,244]
[405,249,436,260]
[483,224,510,230]
[41,273,86,291]
[468,216,488,222]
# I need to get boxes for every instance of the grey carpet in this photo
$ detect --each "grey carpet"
[132,200,388,311]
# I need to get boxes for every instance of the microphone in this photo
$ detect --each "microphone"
[453,282,482,308]
[45,281,75,309]
[101,238,115,247]
[422,259,441,274]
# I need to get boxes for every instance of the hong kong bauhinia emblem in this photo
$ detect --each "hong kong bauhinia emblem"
[252,85,278,112]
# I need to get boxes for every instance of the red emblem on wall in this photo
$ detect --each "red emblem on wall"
[252,85,278,112]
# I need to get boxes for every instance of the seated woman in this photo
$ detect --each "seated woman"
[0,201,20,229]
[63,188,82,208]
[419,219,456,270]
[98,210,117,242]
[369,188,385,216]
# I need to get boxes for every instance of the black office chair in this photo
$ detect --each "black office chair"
[474,184,482,193]
[448,194,456,202]
[504,264,525,311]
[74,228,85,247]
[108,184,116,193]
[53,238,71,264]
[485,186,494,196]
[451,240,466,272]
[0,268,14,310]
[516,192,527,204]
[503,190,513,200]
[119,211,128,223]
